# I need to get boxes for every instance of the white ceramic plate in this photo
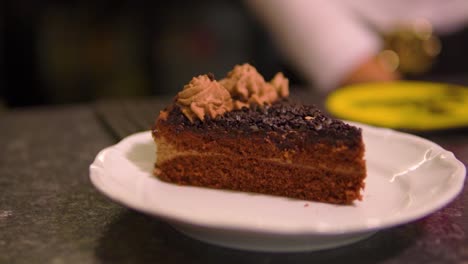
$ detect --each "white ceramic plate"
[89,123,466,252]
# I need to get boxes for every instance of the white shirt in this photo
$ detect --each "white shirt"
[247,0,468,91]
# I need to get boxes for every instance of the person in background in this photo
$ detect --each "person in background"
[247,0,468,92]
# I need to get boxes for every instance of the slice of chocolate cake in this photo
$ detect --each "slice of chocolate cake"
[152,64,366,204]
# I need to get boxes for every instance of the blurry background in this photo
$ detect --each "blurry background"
[1,0,467,108]
[2,0,303,108]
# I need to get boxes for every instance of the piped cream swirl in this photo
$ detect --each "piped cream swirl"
[176,75,233,122]
[176,64,289,122]
[220,64,289,109]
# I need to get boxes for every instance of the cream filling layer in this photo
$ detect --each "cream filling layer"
[155,137,362,175]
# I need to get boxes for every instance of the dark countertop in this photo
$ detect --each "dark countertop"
[0,95,467,264]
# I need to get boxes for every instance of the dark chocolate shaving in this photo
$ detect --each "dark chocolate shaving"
[207,72,215,81]
[161,99,362,147]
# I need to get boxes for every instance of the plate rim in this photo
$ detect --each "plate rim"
[89,123,466,236]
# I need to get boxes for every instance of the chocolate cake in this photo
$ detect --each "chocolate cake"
[152,64,366,204]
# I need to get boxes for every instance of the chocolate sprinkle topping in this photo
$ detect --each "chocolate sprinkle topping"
[160,99,362,148]
[207,72,215,81]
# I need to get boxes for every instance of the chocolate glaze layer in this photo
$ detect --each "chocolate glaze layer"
[156,99,362,148]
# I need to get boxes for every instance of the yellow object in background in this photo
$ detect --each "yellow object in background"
[326,81,468,131]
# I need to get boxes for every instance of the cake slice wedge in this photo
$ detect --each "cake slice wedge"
[152,64,366,204]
